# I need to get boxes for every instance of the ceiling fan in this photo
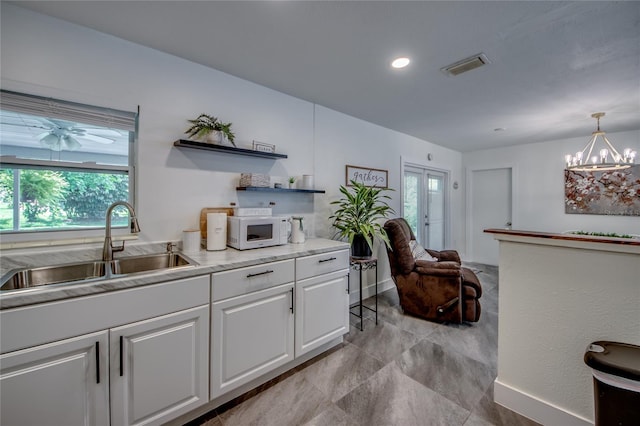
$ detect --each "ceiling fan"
[35,118,121,151]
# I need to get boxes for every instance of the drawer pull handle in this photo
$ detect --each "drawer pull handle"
[246,270,274,278]
[95,341,100,384]
[318,257,337,263]
[119,336,124,377]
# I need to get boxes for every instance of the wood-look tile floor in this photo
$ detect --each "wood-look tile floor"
[188,263,541,426]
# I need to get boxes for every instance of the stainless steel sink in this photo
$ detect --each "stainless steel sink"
[1,261,109,291]
[1,253,196,292]
[110,253,194,275]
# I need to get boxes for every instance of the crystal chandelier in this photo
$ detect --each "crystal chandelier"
[565,112,636,172]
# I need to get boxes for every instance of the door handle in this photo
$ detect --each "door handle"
[289,288,294,314]
[247,270,274,278]
[95,341,100,384]
[119,336,124,377]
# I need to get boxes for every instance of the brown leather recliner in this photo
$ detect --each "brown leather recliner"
[383,218,482,323]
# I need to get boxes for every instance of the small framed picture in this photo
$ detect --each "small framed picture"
[252,140,276,153]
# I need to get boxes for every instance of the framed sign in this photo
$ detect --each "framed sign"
[252,140,275,153]
[346,165,388,188]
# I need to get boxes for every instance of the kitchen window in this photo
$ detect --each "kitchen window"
[0,90,137,236]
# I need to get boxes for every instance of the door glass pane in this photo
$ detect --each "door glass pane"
[427,174,445,251]
[403,171,420,239]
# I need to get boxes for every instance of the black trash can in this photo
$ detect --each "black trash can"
[584,341,640,426]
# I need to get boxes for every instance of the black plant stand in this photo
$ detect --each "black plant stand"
[349,256,378,331]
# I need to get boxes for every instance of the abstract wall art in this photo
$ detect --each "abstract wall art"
[565,165,640,216]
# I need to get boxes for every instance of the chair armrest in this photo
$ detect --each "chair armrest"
[461,267,483,297]
[426,249,461,264]
[415,260,461,277]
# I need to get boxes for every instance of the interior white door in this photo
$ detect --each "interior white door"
[470,168,512,265]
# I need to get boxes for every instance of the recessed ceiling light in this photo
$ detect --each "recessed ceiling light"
[391,57,410,69]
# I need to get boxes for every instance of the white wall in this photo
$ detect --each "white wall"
[463,131,640,237]
[494,236,640,425]
[0,4,463,264]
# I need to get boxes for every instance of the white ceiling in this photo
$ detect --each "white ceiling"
[10,1,640,152]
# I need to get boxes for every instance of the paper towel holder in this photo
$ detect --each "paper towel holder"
[207,212,227,251]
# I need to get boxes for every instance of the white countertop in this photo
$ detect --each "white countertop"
[0,238,350,310]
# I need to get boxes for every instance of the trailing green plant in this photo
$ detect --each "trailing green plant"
[185,113,236,147]
[570,230,634,239]
[329,180,395,252]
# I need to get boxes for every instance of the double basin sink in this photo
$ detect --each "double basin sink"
[1,253,196,292]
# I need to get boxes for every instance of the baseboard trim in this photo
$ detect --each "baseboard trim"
[494,379,593,426]
[349,278,393,305]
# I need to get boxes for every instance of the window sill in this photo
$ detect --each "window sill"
[0,234,138,250]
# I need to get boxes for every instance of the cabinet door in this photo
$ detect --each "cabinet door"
[295,270,349,357]
[211,282,294,399]
[110,305,209,426]
[0,330,109,426]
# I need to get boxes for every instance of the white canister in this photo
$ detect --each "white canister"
[182,229,201,253]
[290,217,305,244]
[207,213,227,251]
[302,175,314,189]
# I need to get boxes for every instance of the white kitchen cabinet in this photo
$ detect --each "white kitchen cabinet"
[295,250,350,357]
[0,330,110,426]
[110,305,209,426]
[0,274,210,426]
[0,244,351,425]
[295,270,349,356]
[211,282,295,399]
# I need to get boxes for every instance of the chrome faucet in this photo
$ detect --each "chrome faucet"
[102,201,141,262]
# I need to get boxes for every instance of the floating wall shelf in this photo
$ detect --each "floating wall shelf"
[173,139,288,159]
[236,186,325,194]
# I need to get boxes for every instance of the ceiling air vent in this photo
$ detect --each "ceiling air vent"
[441,53,490,76]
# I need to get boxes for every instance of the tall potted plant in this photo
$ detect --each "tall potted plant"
[185,113,236,147]
[330,180,395,258]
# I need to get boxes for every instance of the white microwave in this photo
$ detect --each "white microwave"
[227,216,289,250]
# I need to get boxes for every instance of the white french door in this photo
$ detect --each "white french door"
[403,165,448,250]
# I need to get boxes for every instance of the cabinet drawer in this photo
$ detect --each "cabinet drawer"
[1,275,210,354]
[212,259,294,301]
[295,250,350,281]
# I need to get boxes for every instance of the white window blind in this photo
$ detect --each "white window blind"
[0,90,136,131]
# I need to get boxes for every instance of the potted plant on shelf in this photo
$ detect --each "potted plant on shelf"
[185,113,236,147]
[288,176,296,189]
[330,180,395,258]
